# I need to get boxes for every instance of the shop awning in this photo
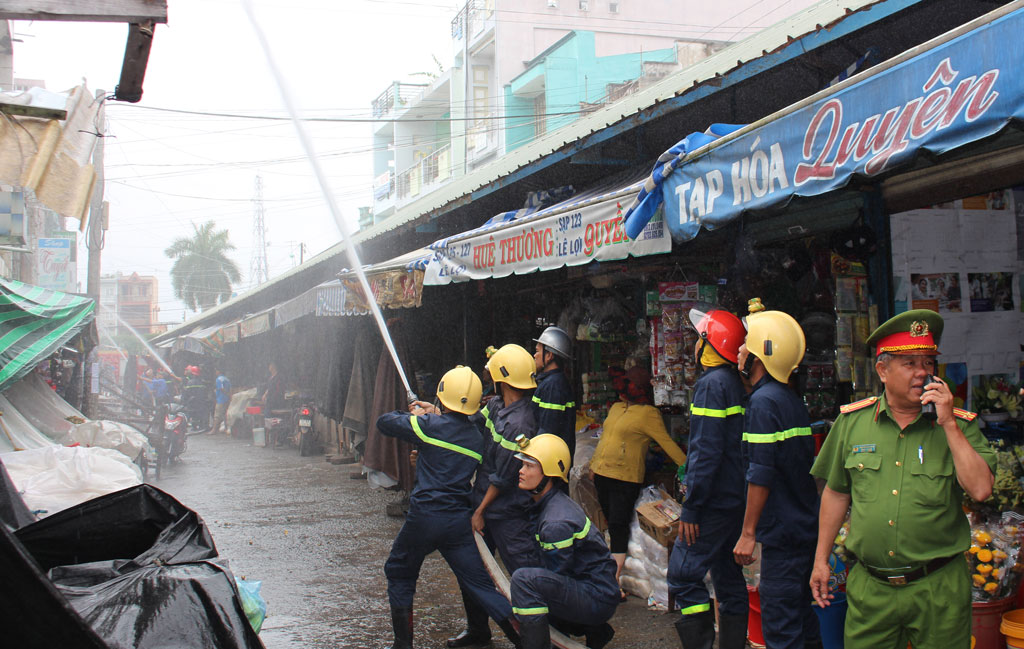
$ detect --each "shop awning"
[622,1,1024,244]
[423,170,670,285]
[239,309,274,339]
[272,279,361,325]
[337,248,432,311]
[172,323,226,356]
[0,278,95,393]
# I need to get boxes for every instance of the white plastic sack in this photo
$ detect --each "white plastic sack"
[624,556,646,575]
[649,576,670,609]
[620,574,652,599]
[1,445,142,517]
[226,388,258,429]
[64,420,153,461]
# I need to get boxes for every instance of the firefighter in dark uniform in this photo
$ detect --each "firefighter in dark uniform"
[732,300,821,649]
[376,366,520,649]
[531,326,578,461]
[810,310,995,649]
[669,307,749,649]
[449,344,540,648]
[511,434,620,649]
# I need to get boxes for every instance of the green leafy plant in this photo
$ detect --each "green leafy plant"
[973,377,1023,416]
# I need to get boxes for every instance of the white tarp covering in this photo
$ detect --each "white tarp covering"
[3,373,84,440]
[1,445,142,517]
[63,420,151,462]
[0,393,59,453]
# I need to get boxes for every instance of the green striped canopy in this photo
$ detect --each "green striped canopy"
[0,278,95,392]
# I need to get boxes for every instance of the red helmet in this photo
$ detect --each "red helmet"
[186,365,200,376]
[688,308,746,364]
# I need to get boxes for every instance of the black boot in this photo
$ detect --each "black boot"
[389,606,413,649]
[673,610,714,649]
[446,592,492,648]
[496,617,522,649]
[518,618,551,649]
[717,613,748,649]
[804,639,824,649]
[583,622,614,649]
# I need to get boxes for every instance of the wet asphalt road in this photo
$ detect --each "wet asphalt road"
[149,432,682,649]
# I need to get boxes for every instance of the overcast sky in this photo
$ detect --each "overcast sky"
[10,0,457,324]
[9,0,807,327]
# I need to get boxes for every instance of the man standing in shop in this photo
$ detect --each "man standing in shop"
[209,367,232,435]
[531,326,577,461]
[732,301,821,649]
[810,310,995,649]
[670,307,748,649]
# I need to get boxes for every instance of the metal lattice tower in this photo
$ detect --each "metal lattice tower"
[250,175,270,287]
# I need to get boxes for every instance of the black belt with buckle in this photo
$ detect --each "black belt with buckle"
[849,552,958,586]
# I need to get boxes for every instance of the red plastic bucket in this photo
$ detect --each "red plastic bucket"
[748,585,765,648]
[972,595,1015,649]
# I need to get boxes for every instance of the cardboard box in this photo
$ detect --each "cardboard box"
[636,495,680,547]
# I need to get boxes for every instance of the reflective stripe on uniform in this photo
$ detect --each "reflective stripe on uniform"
[742,426,813,444]
[680,602,711,615]
[690,404,745,418]
[409,416,482,463]
[489,422,520,452]
[513,606,549,616]
[536,518,591,550]
[531,395,576,411]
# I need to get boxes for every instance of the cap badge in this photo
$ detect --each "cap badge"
[909,321,929,337]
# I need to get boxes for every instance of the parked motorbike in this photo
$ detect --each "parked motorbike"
[160,399,189,469]
[296,404,321,456]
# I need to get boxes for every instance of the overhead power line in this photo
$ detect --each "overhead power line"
[112,104,591,123]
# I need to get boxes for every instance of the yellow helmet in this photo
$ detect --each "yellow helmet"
[515,433,571,482]
[487,344,537,389]
[744,310,806,384]
[436,366,483,415]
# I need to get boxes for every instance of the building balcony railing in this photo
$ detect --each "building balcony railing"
[372,82,430,119]
[467,117,497,159]
[396,144,452,202]
[451,0,495,43]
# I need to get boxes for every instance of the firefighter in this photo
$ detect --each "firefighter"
[511,434,619,649]
[531,326,577,461]
[376,366,520,649]
[732,300,821,649]
[668,307,748,649]
[450,344,540,648]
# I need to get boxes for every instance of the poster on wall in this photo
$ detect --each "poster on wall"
[967,272,1015,312]
[910,272,962,312]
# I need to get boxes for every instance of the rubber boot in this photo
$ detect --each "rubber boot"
[717,613,748,649]
[673,609,714,649]
[518,618,551,649]
[446,591,492,648]
[389,606,413,649]
[804,639,824,649]
[496,617,523,649]
[583,622,615,649]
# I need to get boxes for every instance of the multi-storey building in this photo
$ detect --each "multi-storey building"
[370,0,816,224]
[99,272,164,335]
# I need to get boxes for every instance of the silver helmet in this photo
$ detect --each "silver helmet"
[533,326,572,360]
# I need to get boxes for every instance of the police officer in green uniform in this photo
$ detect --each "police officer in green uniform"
[809,309,996,649]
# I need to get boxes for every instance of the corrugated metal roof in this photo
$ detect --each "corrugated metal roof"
[156,0,904,341]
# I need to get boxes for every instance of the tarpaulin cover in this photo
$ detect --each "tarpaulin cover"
[3,371,85,439]
[0,278,95,393]
[8,484,264,649]
[0,391,59,452]
[0,457,34,531]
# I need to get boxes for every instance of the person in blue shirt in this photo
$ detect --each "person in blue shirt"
[376,366,520,649]
[209,368,232,435]
[669,307,748,649]
[732,301,821,649]
[450,344,540,649]
[511,433,619,649]
[530,326,577,462]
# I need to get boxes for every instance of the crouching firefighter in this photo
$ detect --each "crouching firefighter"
[511,434,619,649]
[376,366,521,649]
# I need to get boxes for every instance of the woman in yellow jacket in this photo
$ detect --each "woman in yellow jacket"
[589,365,687,595]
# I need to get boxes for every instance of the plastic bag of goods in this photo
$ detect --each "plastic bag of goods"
[65,419,153,461]
[1,445,142,517]
[235,578,268,634]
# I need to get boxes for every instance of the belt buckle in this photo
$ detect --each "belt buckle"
[887,574,907,586]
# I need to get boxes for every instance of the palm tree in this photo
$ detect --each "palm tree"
[165,221,242,312]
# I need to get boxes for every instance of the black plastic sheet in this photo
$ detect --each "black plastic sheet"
[0,457,34,531]
[7,484,264,649]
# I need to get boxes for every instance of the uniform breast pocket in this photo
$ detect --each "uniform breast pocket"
[909,454,954,506]
[844,452,882,503]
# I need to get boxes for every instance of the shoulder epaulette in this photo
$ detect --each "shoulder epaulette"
[840,396,879,415]
[953,407,978,422]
